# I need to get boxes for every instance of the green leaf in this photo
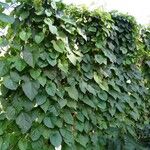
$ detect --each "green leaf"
[120,46,127,54]
[93,72,102,84]
[14,58,26,71]
[35,94,47,105]
[30,69,41,79]
[108,42,115,50]
[42,128,51,139]
[45,82,56,96]
[40,100,50,113]
[65,86,78,100]
[10,71,20,82]
[58,59,68,73]
[76,121,84,132]
[22,80,39,100]
[77,28,87,41]
[0,13,15,23]
[95,55,107,65]
[130,110,139,121]
[60,128,74,146]
[18,139,28,150]
[44,18,58,35]
[76,112,84,122]
[99,80,109,91]
[88,27,96,32]
[109,107,116,116]
[76,134,89,147]
[16,112,32,133]
[98,101,106,110]
[86,85,97,95]
[3,76,18,90]
[34,33,44,44]
[79,80,87,94]
[58,99,67,108]
[62,110,74,125]
[19,31,31,41]
[0,2,9,9]
[0,60,9,77]
[0,137,3,150]
[20,10,29,20]
[50,131,62,147]
[46,56,57,66]
[31,128,41,141]
[38,75,47,87]
[109,80,120,92]
[51,40,65,53]
[51,1,57,10]
[95,40,103,49]
[94,72,108,91]
[67,100,77,109]
[67,52,77,65]
[22,50,35,68]
[43,117,54,128]
[103,49,116,63]
[5,106,16,120]
[98,90,108,101]
[81,95,95,108]
[49,24,58,35]
[45,9,52,17]
[0,135,10,149]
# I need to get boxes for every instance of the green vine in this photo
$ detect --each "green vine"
[0,0,150,149]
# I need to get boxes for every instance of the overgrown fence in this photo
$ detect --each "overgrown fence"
[0,0,150,149]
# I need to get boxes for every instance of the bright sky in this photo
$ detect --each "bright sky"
[63,0,150,25]
[0,0,150,25]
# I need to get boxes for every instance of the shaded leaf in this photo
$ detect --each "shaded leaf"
[3,76,18,90]
[0,13,15,23]
[5,106,16,120]
[31,128,41,141]
[18,139,28,150]
[65,86,78,100]
[16,113,32,133]
[35,93,47,105]
[43,117,54,128]
[38,75,46,87]
[49,131,62,147]
[76,134,89,147]
[22,50,35,68]
[62,110,74,125]
[0,60,9,77]
[22,80,39,100]
[45,82,56,96]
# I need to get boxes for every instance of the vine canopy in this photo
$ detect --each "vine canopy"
[0,0,150,149]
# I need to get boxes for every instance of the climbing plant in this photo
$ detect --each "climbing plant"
[0,0,149,149]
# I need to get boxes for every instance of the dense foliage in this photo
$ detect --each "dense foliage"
[0,0,150,149]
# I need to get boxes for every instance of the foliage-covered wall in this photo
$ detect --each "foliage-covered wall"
[0,0,150,149]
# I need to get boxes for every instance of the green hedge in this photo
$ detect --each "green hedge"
[0,0,150,149]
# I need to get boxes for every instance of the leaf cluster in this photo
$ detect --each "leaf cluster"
[0,0,150,149]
